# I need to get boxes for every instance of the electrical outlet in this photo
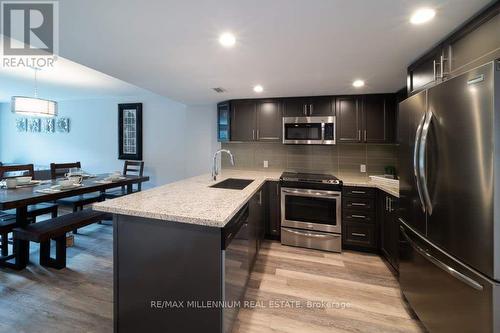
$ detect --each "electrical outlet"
[360,164,366,173]
[263,160,269,168]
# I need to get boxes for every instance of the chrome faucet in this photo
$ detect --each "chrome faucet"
[212,149,234,181]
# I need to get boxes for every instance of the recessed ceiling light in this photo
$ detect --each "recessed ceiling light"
[219,32,236,48]
[253,85,264,93]
[410,8,436,25]
[352,80,365,88]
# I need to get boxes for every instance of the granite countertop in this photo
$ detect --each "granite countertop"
[93,169,399,227]
[342,177,399,198]
[93,170,282,228]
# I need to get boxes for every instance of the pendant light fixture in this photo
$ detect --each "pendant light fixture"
[11,68,58,117]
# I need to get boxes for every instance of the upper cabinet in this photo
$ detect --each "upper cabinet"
[363,94,396,143]
[220,94,396,144]
[407,48,447,95]
[217,102,230,142]
[256,100,282,141]
[407,2,500,95]
[231,100,257,142]
[283,96,333,117]
[225,99,282,142]
[336,94,396,143]
[336,96,361,143]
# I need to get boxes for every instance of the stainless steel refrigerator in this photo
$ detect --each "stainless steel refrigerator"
[398,60,500,333]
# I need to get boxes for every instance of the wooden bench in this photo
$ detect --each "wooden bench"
[0,216,17,260]
[12,209,108,269]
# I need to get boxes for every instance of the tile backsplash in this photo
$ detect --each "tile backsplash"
[221,142,398,179]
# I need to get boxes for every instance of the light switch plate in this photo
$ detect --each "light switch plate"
[263,160,269,168]
[360,164,366,173]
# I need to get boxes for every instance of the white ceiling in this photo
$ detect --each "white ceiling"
[0,55,155,103]
[2,0,493,105]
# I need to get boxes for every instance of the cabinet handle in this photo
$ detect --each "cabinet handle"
[256,129,260,140]
[364,130,367,142]
[303,104,307,116]
[310,104,313,116]
[433,60,437,81]
[351,232,366,237]
[385,197,388,211]
[351,202,366,206]
[351,214,366,219]
[440,55,448,79]
[351,190,366,194]
[358,130,361,141]
[252,129,255,140]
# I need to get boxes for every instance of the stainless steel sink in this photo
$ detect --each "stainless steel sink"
[210,178,254,190]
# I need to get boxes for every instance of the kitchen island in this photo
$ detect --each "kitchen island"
[93,170,280,333]
[93,170,400,333]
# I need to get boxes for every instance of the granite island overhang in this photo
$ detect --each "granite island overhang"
[92,171,280,333]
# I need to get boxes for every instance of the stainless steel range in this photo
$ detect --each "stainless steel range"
[280,172,342,252]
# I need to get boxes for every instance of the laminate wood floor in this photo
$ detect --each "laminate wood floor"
[0,219,424,333]
[234,242,426,333]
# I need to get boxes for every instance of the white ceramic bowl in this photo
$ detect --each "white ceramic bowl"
[16,176,32,185]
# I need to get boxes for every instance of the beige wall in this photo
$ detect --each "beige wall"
[221,142,398,179]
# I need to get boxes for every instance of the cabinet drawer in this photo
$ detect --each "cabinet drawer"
[343,187,375,198]
[343,222,376,248]
[343,210,375,224]
[343,197,375,211]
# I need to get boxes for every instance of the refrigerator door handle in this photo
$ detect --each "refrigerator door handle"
[414,113,427,212]
[419,110,433,215]
[399,223,483,291]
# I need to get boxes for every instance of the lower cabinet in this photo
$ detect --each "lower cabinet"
[265,181,281,239]
[379,192,399,272]
[342,187,378,251]
[249,187,265,266]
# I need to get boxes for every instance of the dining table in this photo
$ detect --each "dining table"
[0,173,149,269]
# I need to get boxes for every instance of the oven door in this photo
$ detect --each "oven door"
[282,116,335,145]
[281,187,341,233]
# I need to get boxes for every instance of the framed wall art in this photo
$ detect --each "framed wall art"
[16,118,27,132]
[56,117,70,133]
[28,118,41,132]
[118,103,143,160]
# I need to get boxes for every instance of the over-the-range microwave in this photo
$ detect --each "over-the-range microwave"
[282,116,336,145]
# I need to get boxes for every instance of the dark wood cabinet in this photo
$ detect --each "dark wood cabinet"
[407,2,500,95]
[407,48,445,95]
[222,94,395,143]
[309,96,334,116]
[336,96,361,142]
[283,98,308,117]
[342,186,377,251]
[249,188,264,266]
[283,96,333,117]
[363,94,396,143]
[256,100,282,142]
[229,99,281,142]
[265,181,280,239]
[337,95,396,143]
[231,100,256,142]
[379,192,399,272]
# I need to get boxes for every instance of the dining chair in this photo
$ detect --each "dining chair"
[105,161,145,199]
[50,162,104,234]
[0,164,58,221]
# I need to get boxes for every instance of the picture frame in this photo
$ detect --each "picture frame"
[118,103,143,160]
[56,117,70,133]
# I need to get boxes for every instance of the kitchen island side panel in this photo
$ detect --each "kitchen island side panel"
[114,215,222,333]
